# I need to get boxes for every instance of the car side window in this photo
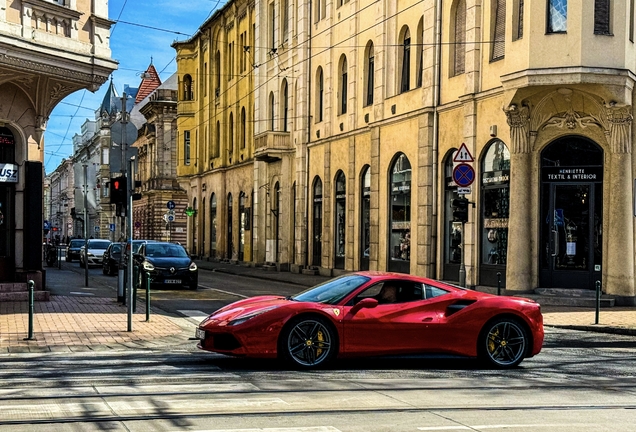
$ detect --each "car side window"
[351,281,424,305]
[424,284,450,300]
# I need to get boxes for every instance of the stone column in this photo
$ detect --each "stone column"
[504,104,532,291]
[605,105,635,300]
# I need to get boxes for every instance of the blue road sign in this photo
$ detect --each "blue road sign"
[167,200,176,210]
[452,163,475,187]
[109,224,116,232]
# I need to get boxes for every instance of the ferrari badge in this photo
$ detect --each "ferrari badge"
[333,308,340,316]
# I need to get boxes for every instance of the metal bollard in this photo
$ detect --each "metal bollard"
[497,272,502,296]
[146,271,151,322]
[595,280,601,325]
[24,280,35,341]
[132,265,138,313]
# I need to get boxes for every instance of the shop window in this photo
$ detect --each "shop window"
[210,193,217,255]
[334,171,346,269]
[312,177,323,266]
[388,153,411,273]
[444,150,462,268]
[360,166,371,270]
[481,140,510,266]
[227,194,233,259]
[239,192,246,261]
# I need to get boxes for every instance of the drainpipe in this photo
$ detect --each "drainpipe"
[431,0,443,279]
[305,0,312,268]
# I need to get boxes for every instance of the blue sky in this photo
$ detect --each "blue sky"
[44,0,224,173]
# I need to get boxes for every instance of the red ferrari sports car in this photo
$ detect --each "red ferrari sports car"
[195,272,544,369]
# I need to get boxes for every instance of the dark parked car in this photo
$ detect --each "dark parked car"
[134,242,198,290]
[66,239,85,262]
[102,242,123,275]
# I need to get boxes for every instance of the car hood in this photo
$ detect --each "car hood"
[144,256,192,268]
[202,295,288,326]
[86,248,107,255]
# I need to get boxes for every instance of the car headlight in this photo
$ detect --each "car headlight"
[142,261,155,271]
[228,306,279,326]
[189,262,198,271]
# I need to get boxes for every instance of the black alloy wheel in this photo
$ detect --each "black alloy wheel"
[479,317,529,368]
[280,316,336,369]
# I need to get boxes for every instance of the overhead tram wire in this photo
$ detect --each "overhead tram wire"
[175,0,428,133]
[45,89,87,171]
[110,0,129,37]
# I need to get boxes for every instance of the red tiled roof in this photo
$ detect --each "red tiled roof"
[135,64,162,104]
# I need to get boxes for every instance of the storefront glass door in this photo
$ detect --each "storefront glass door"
[541,183,602,288]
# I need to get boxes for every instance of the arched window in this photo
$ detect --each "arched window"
[281,79,289,132]
[334,171,346,269]
[491,0,506,61]
[215,51,221,93]
[338,55,348,115]
[210,193,217,256]
[388,153,411,273]
[227,193,233,259]
[183,74,193,101]
[416,18,424,88]
[201,197,206,257]
[547,0,567,33]
[241,107,246,149]
[364,41,374,106]
[229,112,234,163]
[480,140,510,283]
[269,92,275,130]
[399,26,411,93]
[360,166,371,270]
[0,127,15,259]
[312,177,323,266]
[215,121,220,158]
[452,0,466,76]
[316,67,324,122]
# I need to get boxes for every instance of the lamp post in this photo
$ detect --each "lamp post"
[83,163,89,287]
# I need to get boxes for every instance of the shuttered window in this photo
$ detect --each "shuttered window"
[515,0,524,40]
[453,0,466,76]
[594,0,611,35]
[492,0,506,60]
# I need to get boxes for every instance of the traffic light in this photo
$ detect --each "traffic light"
[110,176,127,205]
[452,197,469,223]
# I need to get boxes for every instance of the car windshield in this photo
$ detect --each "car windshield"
[88,240,110,250]
[70,240,84,248]
[145,244,188,258]
[111,244,122,253]
[291,275,370,305]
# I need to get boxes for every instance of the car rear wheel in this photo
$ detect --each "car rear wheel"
[280,316,336,369]
[479,317,529,368]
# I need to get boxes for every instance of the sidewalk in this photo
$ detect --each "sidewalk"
[1,261,634,353]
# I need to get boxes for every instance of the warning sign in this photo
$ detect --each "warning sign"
[453,143,474,163]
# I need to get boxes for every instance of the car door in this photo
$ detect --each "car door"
[342,280,443,356]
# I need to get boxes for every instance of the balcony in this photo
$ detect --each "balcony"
[254,131,293,162]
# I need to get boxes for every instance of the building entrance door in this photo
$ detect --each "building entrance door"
[540,183,602,289]
[539,136,603,290]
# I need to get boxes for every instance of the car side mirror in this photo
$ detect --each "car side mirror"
[352,297,378,313]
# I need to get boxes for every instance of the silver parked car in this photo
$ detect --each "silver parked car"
[79,239,112,268]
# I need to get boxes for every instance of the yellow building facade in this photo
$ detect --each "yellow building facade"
[174,0,256,261]
[178,0,636,305]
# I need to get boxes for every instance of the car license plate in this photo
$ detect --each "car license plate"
[195,328,206,340]
[165,279,181,284]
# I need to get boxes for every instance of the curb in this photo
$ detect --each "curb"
[546,324,636,337]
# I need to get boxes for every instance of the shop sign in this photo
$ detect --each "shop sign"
[392,183,411,193]
[542,166,603,182]
[0,163,18,183]
[482,170,510,185]
[484,218,509,229]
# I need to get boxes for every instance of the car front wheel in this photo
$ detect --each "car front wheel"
[280,316,336,369]
[479,317,529,368]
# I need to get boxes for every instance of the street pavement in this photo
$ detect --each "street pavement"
[1,259,635,353]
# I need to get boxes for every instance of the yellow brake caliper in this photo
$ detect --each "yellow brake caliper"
[488,328,499,353]
[316,330,324,356]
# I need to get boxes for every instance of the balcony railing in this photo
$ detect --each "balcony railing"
[254,131,292,162]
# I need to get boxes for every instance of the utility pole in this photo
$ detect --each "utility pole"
[117,93,128,303]
[127,157,135,332]
[83,163,89,287]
